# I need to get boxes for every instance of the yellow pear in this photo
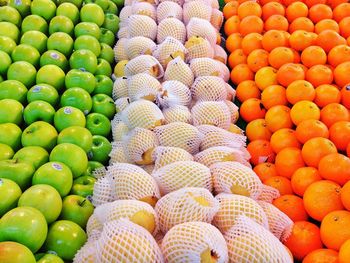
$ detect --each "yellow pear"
[201,248,219,263]
[139,195,158,207]
[185,36,205,49]
[114,60,128,77]
[149,64,160,77]
[130,210,156,234]
[164,51,185,67]
[214,56,226,64]
[228,123,243,134]
[188,192,211,207]
[230,184,251,197]
[135,148,155,165]
[220,154,236,162]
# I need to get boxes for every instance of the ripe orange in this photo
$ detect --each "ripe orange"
[224,15,240,35]
[341,180,350,211]
[341,84,350,109]
[246,118,272,141]
[302,249,339,263]
[302,137,337,167]
[308,4,333,23]
[290,101,320,126]
[328,0,348,8]
[262,30,288,52]
[262,2,285,21]
[273,194,308,222]
[263,176,293,195]
[264,15,289,31]
[289,30,316,51]
[265,105,293,132]
[334,62,350,87]
[306,65,334,87]
[329,121,350,151]
[347,143,350,157]
[270,128,301,153]
[339,239,350,263]
[314,84,341,108]
[241,32,263,55]
[268,47,294,69]
[237,1,262,19]
[328,45,350,67]
[235,80,261,102]
[275,147,305,178]
[339,17,350,39]
[304,0,327,7]
[230,64,254,84]
[246,139,275,166]
[261,85,288,109]
[301,46,327,68]
[255,66,278,90]
[314,19,340,34]
[247,49,269,72]
[333,3,350,22]
[289,17,314,33]
[285,1,308,22]
[295,119,329,144]
[253,162,278,181]
[225,33,242,53]
[286,80,315,105]
[223,1,239,19]
[316,30,347,53]
[240,98,266,122]
[320,103,350,128]
[291,167,321,197]
[277,63,305,87]
[319,153,350,186]
[239,15,264,36]
[228,49,247,69]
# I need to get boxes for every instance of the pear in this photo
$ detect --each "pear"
[114,60,128,77]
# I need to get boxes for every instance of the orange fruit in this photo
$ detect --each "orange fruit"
[228,49,247,69]
[306,65,334,87]
[289,17,315,33]
[308,4,333,24]
[319,153,350,186]
[290,101,320,126]
[333,3,350,22]
[230,64,254,84]
[273,194,308,222]
[293,49,301,63]
[268,47,294,69]
[237,1,262,19]
[295,119,329,144]
[301,46,327,68]
[286,1,308,22]
[255,66,278,90]
[261,84,288,109]
[289,30,316,51]
[341,180,350,210]
[225,33,242,53]
[339,17,350,39]
[328,0,348,8]
[334,61,350,87]
[314,19,340,34]
[241,32,263,55]
[348,143,350,157]
[303,180,344,221]
[277,63,305,87]
[320,210,350,250]
[265,105,293,132]
[223,1,239,19]
[314,84,341,108]
[262,30,288,52]
[339,239,350,263]
[286,80,315,105]
[263,176,293,195]
[284,221,323,260]
[302,249,339,263]
[246,118,272,141]
[304,0,327,7]
[341,84,350,109]
[253,162,278,181]
[239,15,264,36]
[246,139,275,166]
[328,45,350,67]
[329,121,350,151]
[301,137,337,167]
[316,30,347,53]
[262,1,285,20]
[264,15,289,31]
[275,147,305,178]
[291,167,322,197]
[270,128,301,153]
[235,80,261,102]
[320,103,350,128]
[247,49,269,72]
[239,98,266,122]
[224,15,240,35]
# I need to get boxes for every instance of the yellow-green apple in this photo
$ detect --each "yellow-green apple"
[0,241,36,263]
[57,0,83,8]
[21,121,58,151]
[57,126,93,153]
[80,3,104,26]
[112,0,123,7]
[70,175,96,197]
[23,100,55,125]
[93,75,113,96]
[20,31,47,54]
[105,1,118,14]
[56,3,79,25]
[40,50,68,71]
[36,253,64,263]
[0,6,21,26]
[47,32,73,57]
[88,135,111,164]
[74,22,101,39]
[36,64,65,91]
[85,0,109,11]
[102,13,119,34]
[0,50,11,75]
[13,146,49,169]
[60,88,92,115]
[48,15,74,36]
[30,0,56,21]
[69,49,98,74]
[0,99,23,125]
[11,44,41,67]
[8,0,31,16]
[0,144,14,160]
[7,61,37,87]
[0,36,17,54]
[0,22,19,43]
[99,28,115,46]
[86,113,111,137]
[95,58,112,76]
[21,15,48,34]
[74,35,101,57]
[92,94,115,119]
[82,160,103,177]
[0,178,21,217]
[65,69,96,93]
[27,84,59,106]
[54,106,86,132]
[0,159,35,190]
[0,123,22,151]
[99,43,114,64]
[0,80,27,104]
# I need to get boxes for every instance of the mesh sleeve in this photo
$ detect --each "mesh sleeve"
[191,76,228,102]
[92,176,114,207]
[127,15,158,40]
[152,146,194,170]
[152,37,187,68]
[114,38,129,62]
[162,105,192,124]
[186,17,217,46]
[131,2,157,20]
[157,18,187,44]
[163,56,194,87]
[126,37,156,60]
[185,37,215,61]
[127,73,162,102]
[156,1,183,23]
[125,55,164,79]
[112,77,128,100]
[157,80,191,108]
[183,1,212,25]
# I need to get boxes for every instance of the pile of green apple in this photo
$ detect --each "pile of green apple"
[0,0,122,261]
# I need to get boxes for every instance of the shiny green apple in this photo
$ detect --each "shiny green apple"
[74,35,101,57]
[27,84,59,106]
[105,1,118,14]
[0,6,22,26]
[47,32,73,57]
[11,44,40,67]
[0,144,14,161]
[0,80,27,103]
[82,160,104,177]
[57,126,93,153]
[49,15,74,36]
[88,135,112,164]
[0,178,21,217]
[30,0,56,21]
[21,15,48,34]
[0,22,19,43]
[92,93,116,119]
[20,30,48,54]
[8,0,31,16]
[95,58,112,76]
[80,3,105,26]
[102,13,119,34]
[39,50,68,71]
[23,100,55,125]
[69,49,97,74]
[36,64,65,91]
[54,106,86,132]
[13,146,49,169]
[99,43,114,64]
[93,75,113,96]
[70,175,96,198]
[56,3,79,25]
[0,36,17,54]
[0,99,23,125]
[60,88,92,115]
[0,241,36,263]
[56,0,83,8]
[0,159,35,190]
[7,61,37,87]
[0,123,22,151]
[36,253,64,263]
[0,50,11,75]
[74,22,100,39]
[86,112,111,137]
[65,69,96,94]
[21,121,58,151]
[99,28,115,46]
[85,0,109,11]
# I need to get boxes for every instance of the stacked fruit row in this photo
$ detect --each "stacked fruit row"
[0,0,121,262]
[76,0,297,262]
[223,0,350,261]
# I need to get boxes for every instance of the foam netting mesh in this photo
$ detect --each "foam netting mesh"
[152,146,193,170]
[161,221,228,263]
[224,100,239,123]
[210,161,263,199]
[125,55,164,79]
[155,187,219,233]
[212,193,269,234]
[158,0,184,6]
[163,56,194,87]
[156,1,183,23]
[111,119,130,142]
[126,37,156,60]
[214,45,228,65]
[224,216,293,263]
[127,73,162,102]
[210,8,223,30]
[127,15,158,40]
[112,77,128,100]
[114,38,128,62]
[152,37,187,68]
[191,101,232,130]
[185,37,215,61]
[189,57,229,81]
[141,164,156,174]
[183,1,212,24]
[191,76,228,102]
[109,142,130,164]
[86,214,104,237]
[94,199,159,236]
[162,105,192,124]
[119,5,132,22]
[106,163,161,202]
[117,26,129,39]
[152,160,212,195]
[92,175,114,207]
[187,17,218,46]
[95,219,164,263]
[156,18,187,44]
[157,80,191,108]
[258,201,293,242]
[185,0,219,9]
[121,100,165,130]
[115,98,130,113]
[153,122,202,154]
[93,166,108,179]
[73,240,96,263]
[131,2,157,20]
[257,184,281,203]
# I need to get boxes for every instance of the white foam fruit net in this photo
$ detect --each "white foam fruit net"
[183,1,212,24]
[213,193,269,233]
[257,184,281,203]
[210,9,223,30]
[127,73,162,102]
[114,38,128,62]
[162,105,192,124]
[92,176,114,207]
[157,18,186,45]
[158,0,184,6]
[86,214,104,238]
[187,17,218,46]
[224,216,293,263]
[125,55,164,79]
[126,37,156,60]
[224,100,239,123]
[112,77,128,100]
[156,1,183,23]
[115,97,130,112]
[141,164,155,174]
[191,76,228,102]
[161,221,228,263]
[185,0,219,9]
[109,142,129,164]
[127,15,158,40]
[163,56,194,87]
[117,26,129,39]
[152,37,187,68]
[152,146,194,171]
[154,122,202,154]
[131,2,157,20]
[95,219,164,263]
[189,57,229,81]
[155,187,219,233]
[93,166,108,180]
[214,45,228,65]
[211,161,263,199]
[185,37,215,61]
[121,100,165,130]
[152,160,212,195]
[157,80,191,108]
[119,5,132,22]
[73,240,96,263]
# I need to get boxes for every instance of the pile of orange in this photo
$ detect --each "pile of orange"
[223,0,350,261]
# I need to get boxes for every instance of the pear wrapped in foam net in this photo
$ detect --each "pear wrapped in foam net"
[224,216,293,263]
[214,45,228,65]
[131,2,157,20]
[156,1,183,23]
[187,17,218,46]
[126,37,156,60]
[152,160,212,195]
[152,146,194,170]
[92,176,114,207]
[117,26,129,39]
[183,1,212,24]
[162,105,192,124]
[121,100,164,130]
[111,118,129,142]
[127,73,162,102]
[114,38,128,62]
[127,15,158,40]
[185,0,219,9]
[191,76,228,102]
[73,240,96,263]
[258,201,293,242]
[161,221,228,263]
[119,6,132,22]
[155,187,219,233]
[185,37,214,61]
[86,214,104,237]
[191,101,232,130]
[95,219,164,263]
[157,80,191,108]
[163,56,194,87]
[115,97,130,113]
[210,9,223,30]
[213,193,269,233]
[211,161,262,199]
[158,0,184,6]
[106,163,161,204]
[224,100,239,123]
[109,142,129,164]
[112,77,128,100]
[157,18,187,44]
[152,37,187,69]
[189,57,229,81]
[125,55,164,79]
[141,164,155,174]
[257,184,280,203]
[154,122,202,154]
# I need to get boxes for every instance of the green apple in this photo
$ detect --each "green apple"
[0,50,11,75]
[99,43,114,64]
[0,206,48,253]
[44,220,87,261]
[0,80,27,103]
[47,32,73,57]
[88,135,112,164]
[50,143,88,178]
[21,121,58,151]
[54,106,86,132]
[0,99,23,125]
[60,195,94,229]
[8,0,31,16]
[7,61,37,87]
[57,126,93,153]
[92,94,116,119]
[23,100,55,125]
[36,254,64,263]
[13,146,49,169]
[65,69,96,94]
[0,22,19,43]
[0,241,36,263]
[74,22,100,39]
[40,50,68,71]
[80,3,105,26]
[95,58,112,76]
[32,162,73,197]
[36,64,65,91]
[56,0,83,8]
[0,6,21,26]
[69,49,98,74]
[0,36,17,54]
[49,15,74,36]
[60,88,92,115]
[86,113,111,137]
[0,159,35,190]
[111,0,124,7]
[56,3,79,25]
[70,175,96,198]
[0,123,22,151]
[82,160,103,177]
[85,0,109,11]
[93,75,113,96]
[0,178,21,217]
[99,28,115,46]
[21,15,48,34]
[74,35,101,57]
[105,1,118,14]
[30,0,56,21]
[102,13,119,34]
[18,184,62,224]
[27,84,59,106]
[0,144,14,161]
[11,44,40,67]
[20,30,48,54]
